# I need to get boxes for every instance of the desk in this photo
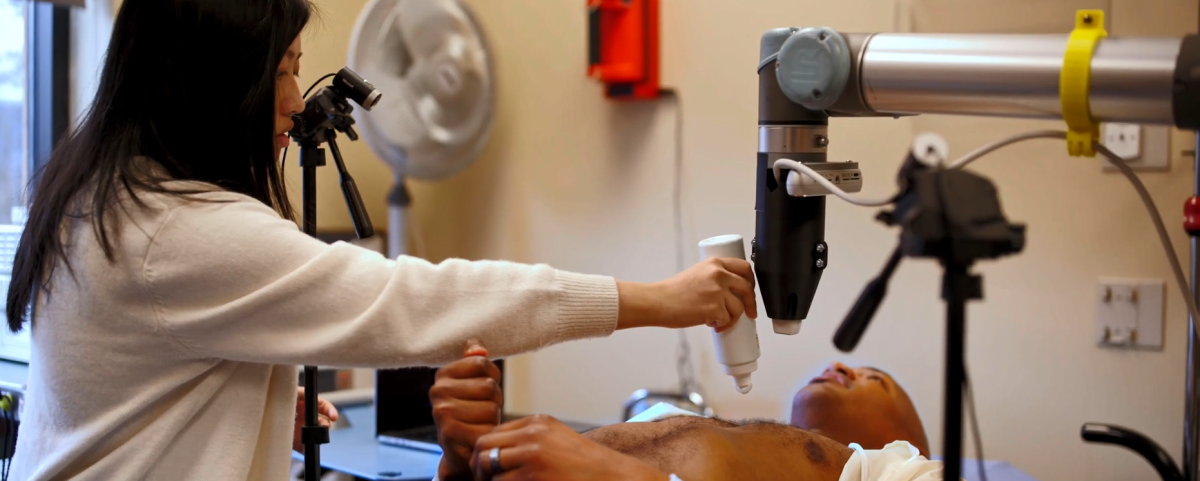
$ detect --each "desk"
[292,404,440,481]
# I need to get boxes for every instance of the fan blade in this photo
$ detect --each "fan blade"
[396,0,475,61]
[369,74,431,147]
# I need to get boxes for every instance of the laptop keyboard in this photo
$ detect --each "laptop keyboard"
[381,426,439,444]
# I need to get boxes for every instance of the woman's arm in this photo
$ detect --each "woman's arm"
[142,193,755,367]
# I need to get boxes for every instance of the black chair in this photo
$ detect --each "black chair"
[1081,423,1183,481]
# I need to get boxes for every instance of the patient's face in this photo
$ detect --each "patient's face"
[789,362,929,456]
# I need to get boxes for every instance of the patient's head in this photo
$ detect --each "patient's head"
[789,361,929,457]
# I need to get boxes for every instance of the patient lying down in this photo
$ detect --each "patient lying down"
[431,340,944,481]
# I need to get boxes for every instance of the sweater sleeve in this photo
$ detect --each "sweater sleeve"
[141,193,618,367]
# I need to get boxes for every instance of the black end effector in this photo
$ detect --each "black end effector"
[753,162,828,324]
[1082,424,1183,481]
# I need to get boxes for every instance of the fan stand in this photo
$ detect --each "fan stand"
[387,176,411,259]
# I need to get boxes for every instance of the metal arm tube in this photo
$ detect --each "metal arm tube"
[851,34,1181,125]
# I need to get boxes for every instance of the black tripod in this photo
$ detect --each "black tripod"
[832,148,1025,481]
[289,68,378,480]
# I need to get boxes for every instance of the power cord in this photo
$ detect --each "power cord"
[771,130,1072,206]
[948,130,1067,169]
[963,365,988,481]
[659,89,700,396]
[1097,141,1200,346]
[770,159,896,207]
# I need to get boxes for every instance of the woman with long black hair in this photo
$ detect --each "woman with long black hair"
[5,0,756,479]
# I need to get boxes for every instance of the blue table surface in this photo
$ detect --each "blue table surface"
[292,404,440,481]
[311,404,1039,481]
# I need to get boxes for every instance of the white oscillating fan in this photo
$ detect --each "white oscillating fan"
[348,0,496,258]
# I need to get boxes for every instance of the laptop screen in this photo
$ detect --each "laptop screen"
[375,360,505,436]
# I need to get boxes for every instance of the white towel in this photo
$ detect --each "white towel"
[626,402,704,423]
[839,441,945,481]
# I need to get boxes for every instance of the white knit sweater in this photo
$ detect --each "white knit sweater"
[9,183,619,480]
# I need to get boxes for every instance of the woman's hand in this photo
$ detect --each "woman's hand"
[431,339,502,481]
[293,387,339,454]
[471,415,670,481]
[617,257,758,332]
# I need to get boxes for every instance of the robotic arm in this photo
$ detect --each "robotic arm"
[754,15,1200,481]
[754,25,1200,331]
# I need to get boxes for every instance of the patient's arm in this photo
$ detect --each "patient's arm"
[432,342,668,480]
[472,415,671,481]
[430,340,503,481]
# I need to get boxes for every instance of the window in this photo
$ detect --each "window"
[0,1,28,226]
[0,0,71,364]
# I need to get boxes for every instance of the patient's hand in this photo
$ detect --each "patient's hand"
[471,415,670,481]
[293,388,338,454]
[431,339,502,481]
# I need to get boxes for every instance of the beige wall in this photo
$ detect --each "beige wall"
[303,0,1196,479]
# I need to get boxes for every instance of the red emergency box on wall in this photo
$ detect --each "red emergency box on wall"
[587,0,660,100]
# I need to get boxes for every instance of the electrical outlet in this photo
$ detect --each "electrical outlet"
[1102,123,1141,160]
[1096,278,1165,350]
[1101,124,1171,172]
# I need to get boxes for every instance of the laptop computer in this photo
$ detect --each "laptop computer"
[375,360,596,452]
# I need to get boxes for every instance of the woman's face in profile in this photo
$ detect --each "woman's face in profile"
[276,36,305,158]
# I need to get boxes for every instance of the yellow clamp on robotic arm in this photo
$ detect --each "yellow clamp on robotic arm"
[1060,10,1108,157]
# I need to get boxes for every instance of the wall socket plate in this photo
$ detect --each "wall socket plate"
[1096,278,1165,350]
[1101,124,1171,172]
[1102,123,1141,160]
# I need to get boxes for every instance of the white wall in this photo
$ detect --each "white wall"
[303,0,1198,479]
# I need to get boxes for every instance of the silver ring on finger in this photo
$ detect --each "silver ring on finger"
[489,447,503,474]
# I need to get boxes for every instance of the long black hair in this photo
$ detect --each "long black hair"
[6,0,313,332]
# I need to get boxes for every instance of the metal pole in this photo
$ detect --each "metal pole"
[297,148,328,481]
[1187,132,1200,481]
[851,34,1182,125]
[302,162,321,479]
[943,265,967,481]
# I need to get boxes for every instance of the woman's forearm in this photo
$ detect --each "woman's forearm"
[616,281,664,330]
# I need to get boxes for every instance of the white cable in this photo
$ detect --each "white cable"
[771,159,896,207]
[946,128,1200,346]
[662,91,700,396]
[948,130,1067,169]
[1097,143,1200,345]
